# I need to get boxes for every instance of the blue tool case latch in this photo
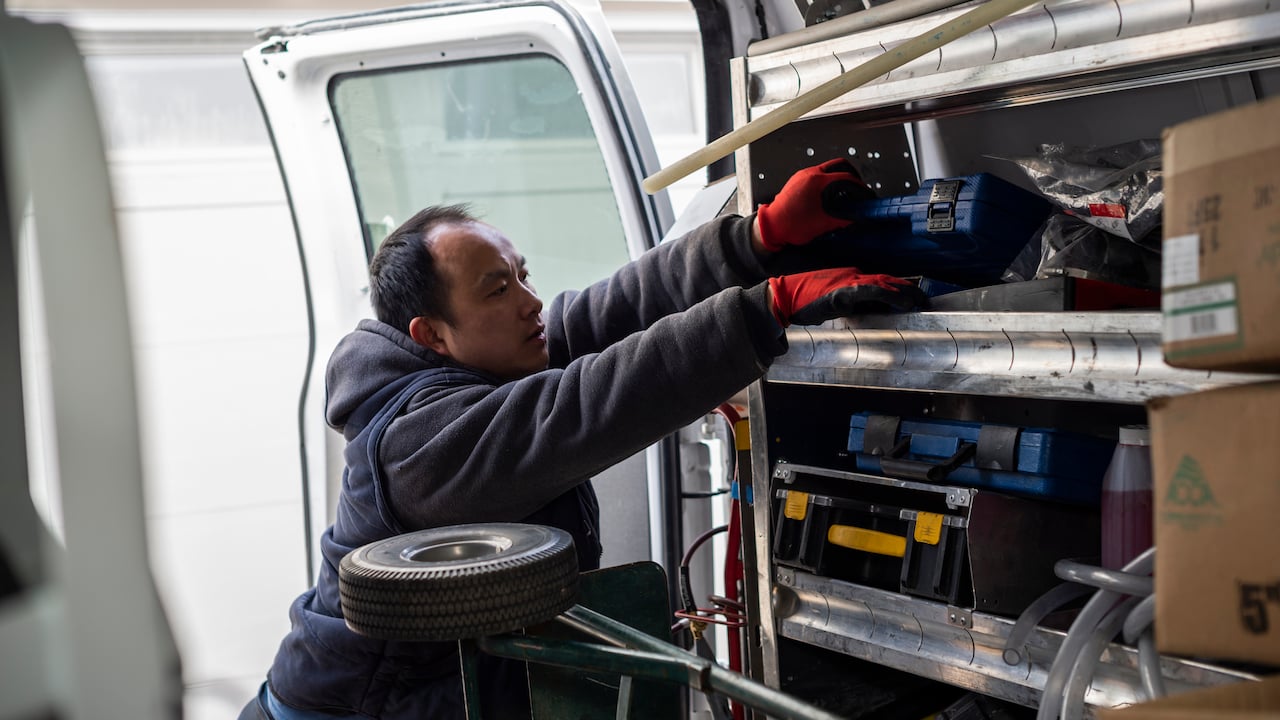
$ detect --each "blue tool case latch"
[926,179,962,232]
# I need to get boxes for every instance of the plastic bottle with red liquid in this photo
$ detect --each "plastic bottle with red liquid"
[1101,425,1153,570]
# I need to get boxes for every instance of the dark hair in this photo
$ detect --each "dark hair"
[368,204,479,334]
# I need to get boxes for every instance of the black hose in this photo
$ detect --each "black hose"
[679,525,729,614]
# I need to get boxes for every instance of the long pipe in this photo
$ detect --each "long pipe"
[1003,582,1094,666]
[1035,549,1155,720]
[1137,631,1168,700]
[1062,595,1143,720]
[641,0,1044,195]
[1054,559,1154,597]
[1121,595,1167,701]
[749,0,973,56]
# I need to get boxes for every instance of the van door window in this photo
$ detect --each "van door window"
[330,54,629,296]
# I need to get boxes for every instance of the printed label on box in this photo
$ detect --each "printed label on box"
[1159,453,1224,532]
[1163,233,1201,288]
[1238,579,1280,635]
[1164,281,1239,342]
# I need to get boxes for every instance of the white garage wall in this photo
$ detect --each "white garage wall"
[17,4,705,718]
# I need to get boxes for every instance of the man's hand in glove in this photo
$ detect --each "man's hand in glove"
[753,158,871,254]
[768,267,924,327]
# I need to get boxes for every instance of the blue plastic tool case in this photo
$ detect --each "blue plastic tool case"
[835,173,1052,286]
[847,413,1114,505]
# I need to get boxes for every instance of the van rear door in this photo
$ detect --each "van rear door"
[243,0,674,576]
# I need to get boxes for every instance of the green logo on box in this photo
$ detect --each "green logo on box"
[1161,455,1224,531]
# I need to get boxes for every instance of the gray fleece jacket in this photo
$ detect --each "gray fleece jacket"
[261,212,800,719]
[322,212,785,534]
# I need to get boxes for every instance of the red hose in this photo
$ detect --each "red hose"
[725,497,746,720]
[715,403,748,720]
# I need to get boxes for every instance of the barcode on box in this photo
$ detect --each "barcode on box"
[1164,281,1239,342]
[1190,313,1218,334]
[1166,307,1237,342]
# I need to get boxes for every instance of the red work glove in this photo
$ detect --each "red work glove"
[768,268,924,327]
[755,158,870,252]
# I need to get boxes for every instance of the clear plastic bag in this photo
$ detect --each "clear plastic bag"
[996,139,1163,245]
[1002,213,1161,290]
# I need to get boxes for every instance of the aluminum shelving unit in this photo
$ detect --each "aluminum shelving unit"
[745,316,1268,713]
[735,0,1280,714]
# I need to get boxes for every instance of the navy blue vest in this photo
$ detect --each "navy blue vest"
[268,367,602,719]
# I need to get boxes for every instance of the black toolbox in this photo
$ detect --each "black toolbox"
[771,462,1099,616]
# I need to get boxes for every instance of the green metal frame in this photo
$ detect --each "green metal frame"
[457,562,846,720]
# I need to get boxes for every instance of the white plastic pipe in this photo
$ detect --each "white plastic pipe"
[1036,549,1155,720]
[1063,595,1142,720]
[641,0,1045,195]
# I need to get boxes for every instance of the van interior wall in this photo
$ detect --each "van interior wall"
[910,72,1280,184]
[8,4,706,720]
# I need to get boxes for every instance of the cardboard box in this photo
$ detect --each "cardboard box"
[1096,675,1280,719]
[1161,96,1280,372]
[1148,381,1280,667]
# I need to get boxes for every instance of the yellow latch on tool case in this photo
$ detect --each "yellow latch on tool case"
[783,491,809,521]
[827,525,907,557]
[913,512,945,546]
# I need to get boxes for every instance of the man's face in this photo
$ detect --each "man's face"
[424,221,548,380]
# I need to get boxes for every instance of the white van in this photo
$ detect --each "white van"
[3,0,1278,718]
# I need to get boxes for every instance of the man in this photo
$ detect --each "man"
[241,159,922,719]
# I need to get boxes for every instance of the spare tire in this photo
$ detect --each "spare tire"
[339,523,579,641]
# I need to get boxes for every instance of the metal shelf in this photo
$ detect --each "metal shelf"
[767,311,1268,404]
[744,2,1280,125]
[773,570,1259,715]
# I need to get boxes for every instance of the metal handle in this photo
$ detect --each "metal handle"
[879,442,976,482]
[820,178,878,220]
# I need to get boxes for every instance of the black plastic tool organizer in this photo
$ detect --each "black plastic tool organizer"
[770,462,1098,615]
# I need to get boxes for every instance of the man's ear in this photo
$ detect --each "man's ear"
[408,316,451,357]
